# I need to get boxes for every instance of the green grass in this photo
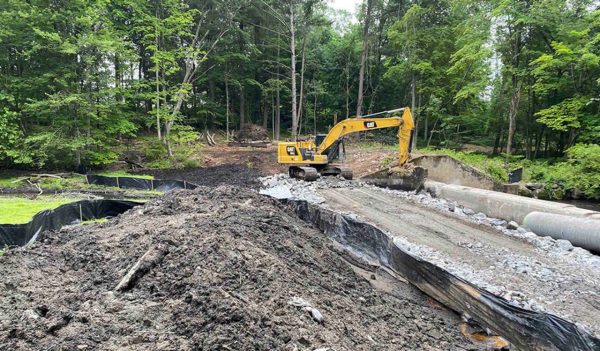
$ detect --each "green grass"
[0,177,22,188]
[81,218,108,225]
[97,171,154,179]
[0,196,80,224]
[0,245,7,257]
[0,172,155,191]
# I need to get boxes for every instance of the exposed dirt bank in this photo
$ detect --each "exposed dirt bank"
[0,187,478,350]
[140,164,264,189]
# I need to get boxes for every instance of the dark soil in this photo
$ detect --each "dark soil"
[140,164,263,189]
[0,187,478,350]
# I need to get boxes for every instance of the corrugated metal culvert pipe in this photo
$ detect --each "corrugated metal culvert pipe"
[524,212,600,252]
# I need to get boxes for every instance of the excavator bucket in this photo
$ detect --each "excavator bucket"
[360,163,427,191]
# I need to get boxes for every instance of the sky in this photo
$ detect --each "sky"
[329,0,362,14]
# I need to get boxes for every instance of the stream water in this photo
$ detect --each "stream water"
[556,199,600,212]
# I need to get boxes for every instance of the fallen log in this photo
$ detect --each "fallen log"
[114,244,169,292]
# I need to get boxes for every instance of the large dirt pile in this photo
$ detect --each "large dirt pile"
[0,187,477,350]
[236,123,270,141]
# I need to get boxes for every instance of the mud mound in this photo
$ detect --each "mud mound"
[0,187,476,350]
[141,164,262,189]
[236,123,270,141]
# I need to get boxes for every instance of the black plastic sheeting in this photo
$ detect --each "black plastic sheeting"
[284,199,600,351]
[86,174,198,192]
[0,200,140,247]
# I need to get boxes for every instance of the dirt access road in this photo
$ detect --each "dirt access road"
[318,186,600,338]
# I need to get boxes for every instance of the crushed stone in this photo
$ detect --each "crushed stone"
[259,174,600,337]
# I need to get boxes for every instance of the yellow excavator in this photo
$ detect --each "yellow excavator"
[277,107,415,181]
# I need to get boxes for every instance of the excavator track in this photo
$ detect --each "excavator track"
[340,168,353,180]
[289,166,318,181]
[320,165,353,180]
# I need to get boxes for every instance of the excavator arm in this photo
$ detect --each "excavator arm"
[316,107,414,166]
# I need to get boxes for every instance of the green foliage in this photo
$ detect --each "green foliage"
[560,144,600,199]
[0,0,597,185]
[0,106,24,165]
[421,148,511,183]
[535,97,586,132]
[144,139,169,161]
[426,144,600,200]
[183,159,200,169]
[169,125,200,144]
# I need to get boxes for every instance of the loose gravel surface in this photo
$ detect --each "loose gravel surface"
[0,186,479,350]
[260,175,600,338]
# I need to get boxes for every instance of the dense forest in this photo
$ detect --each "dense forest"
[0,0,598,174]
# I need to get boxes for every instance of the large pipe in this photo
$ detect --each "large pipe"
[424,180,600,223]
[524,211,600,252]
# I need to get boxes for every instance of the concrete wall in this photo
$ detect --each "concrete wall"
[412,155,504,191]
[425,180,600,223]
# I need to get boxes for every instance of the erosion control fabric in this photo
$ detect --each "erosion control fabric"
[0,174,197,247]
[86,174,198,192]
[0,200,140,247]
[284,199,600,351]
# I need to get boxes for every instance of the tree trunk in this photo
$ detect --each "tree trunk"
[209,79,215,101]
[493,118,503,155]
[313,86,318,135]
[239,87,246,127]
[155,19,161,141]
[271,95,275,140]
[345,59,350,118]
[356,0,373,117]
[526,87,534,159]
[506,78,522,159]
[534,126,543,159]
[544,130,549,157]
[275,33,281,140]
[262,97,269,129]
[275,86,281,140]
[297,36,307,128]
[424,112,428,143]
[290,2,298,139]
[225,73,230,141]
[506,20,523,161]
[427,117,439,147]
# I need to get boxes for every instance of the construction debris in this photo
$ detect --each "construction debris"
[235,123,270,141]
[228,124,271,147]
